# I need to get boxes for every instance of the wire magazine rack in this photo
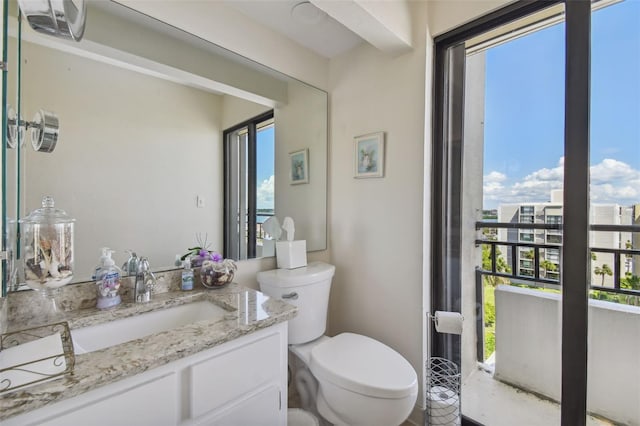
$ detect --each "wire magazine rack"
[0,321,75,393]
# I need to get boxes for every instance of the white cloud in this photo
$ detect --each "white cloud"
[257,175,274,210]
[590,158,638,183]
[483,171,507,196]
[484,157,640,208]
[485,171,507,182]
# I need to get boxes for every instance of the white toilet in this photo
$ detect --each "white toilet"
[257,262,418,426]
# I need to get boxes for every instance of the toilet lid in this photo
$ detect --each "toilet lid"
[309,333,418,399]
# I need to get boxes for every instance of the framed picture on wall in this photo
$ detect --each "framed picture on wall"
[289,148,309,184]
[354,132,384,178]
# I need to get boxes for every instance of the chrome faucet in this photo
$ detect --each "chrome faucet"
[134,257,156,303]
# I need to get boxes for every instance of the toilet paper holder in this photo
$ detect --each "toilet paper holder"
[428,311,464,335]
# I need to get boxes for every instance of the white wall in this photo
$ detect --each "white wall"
[495,285,640,426]
[326,1,429,420]
[221,96,270,130]
[427,0,513,37]
[21,41,224,280]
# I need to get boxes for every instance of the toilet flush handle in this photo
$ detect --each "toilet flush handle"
[282,292,298,300]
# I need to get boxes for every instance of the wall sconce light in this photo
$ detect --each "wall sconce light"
[17,0,87,42]
[7,106,60,153]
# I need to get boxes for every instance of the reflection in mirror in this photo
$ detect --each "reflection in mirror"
[224,111,275,260]
[5,1,327,291]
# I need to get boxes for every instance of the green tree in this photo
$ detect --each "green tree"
[540,260,558,278]
[594,264,613,286]
[482,244,511,286]
[621,273,640,291]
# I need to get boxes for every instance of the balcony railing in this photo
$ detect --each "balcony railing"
[476,221,640,295]
[475,221,640,362]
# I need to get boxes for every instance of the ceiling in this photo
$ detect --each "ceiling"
[224,0,364,58]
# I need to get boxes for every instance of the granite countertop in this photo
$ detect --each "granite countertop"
[0,283,297,421]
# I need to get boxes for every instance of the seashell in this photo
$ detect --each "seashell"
[26,258,44,279]
[39,260,49,276]
[25,268,41,282]
[49,260,62,278]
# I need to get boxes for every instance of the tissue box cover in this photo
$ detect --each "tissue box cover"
[276,240,307,269]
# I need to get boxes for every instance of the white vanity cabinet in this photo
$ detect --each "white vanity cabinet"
[4,323,288,426]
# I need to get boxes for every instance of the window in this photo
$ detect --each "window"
[546,215,562,225]
[520,232,534,242]
[547,234,562,244]
[224,111,274,260]
[547,249,561,263]
[520,206,534,215]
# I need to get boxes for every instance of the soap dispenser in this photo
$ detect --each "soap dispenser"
[121,250,139,276]
[96,250,122,309]
[181,259,194,291]
[92,247,110,280]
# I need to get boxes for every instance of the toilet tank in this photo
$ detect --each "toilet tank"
[257,262,335,345]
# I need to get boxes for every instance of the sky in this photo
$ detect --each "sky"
[483,0,640,209]
[256,126,275,210]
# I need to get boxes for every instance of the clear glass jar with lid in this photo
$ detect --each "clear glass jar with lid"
[20,196,75,291]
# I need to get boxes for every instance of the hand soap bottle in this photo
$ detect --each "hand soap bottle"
[96,250,122,309]
[181,259,194,291]
[92,247,110,280]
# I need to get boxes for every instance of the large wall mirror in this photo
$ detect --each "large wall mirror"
[4,0,327,291]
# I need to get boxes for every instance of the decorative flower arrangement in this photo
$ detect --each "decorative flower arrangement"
[180,233,221,267]
[181,233,237,288]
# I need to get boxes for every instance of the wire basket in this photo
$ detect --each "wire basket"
[426,357,461,426]
[0,321,75,393]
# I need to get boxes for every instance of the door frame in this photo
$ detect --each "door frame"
[431,1,591,424]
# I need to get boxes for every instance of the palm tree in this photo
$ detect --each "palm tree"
[540,260,557,279]
[594,264,613,286]
[482,244,511,286]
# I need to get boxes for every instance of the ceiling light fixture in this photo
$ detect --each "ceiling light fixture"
[291,1,327,25]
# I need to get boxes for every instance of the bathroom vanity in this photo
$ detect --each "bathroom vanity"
[0,281,296,425]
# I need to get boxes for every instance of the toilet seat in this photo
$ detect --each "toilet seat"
[309,333,418,399]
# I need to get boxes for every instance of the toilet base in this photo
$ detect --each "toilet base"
[288,408,319,426]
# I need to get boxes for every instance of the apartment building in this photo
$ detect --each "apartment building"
[497,190,636,287]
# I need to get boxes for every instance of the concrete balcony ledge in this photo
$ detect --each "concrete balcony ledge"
[494,285,640,426]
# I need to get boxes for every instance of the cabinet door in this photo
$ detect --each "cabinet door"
[28,373,178,426]
[190,332,280,418]
[195,385,283,426]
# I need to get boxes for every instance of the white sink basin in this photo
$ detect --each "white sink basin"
[71,301,229,354]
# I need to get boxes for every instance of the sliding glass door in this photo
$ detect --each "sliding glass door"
[433,1,638,425]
